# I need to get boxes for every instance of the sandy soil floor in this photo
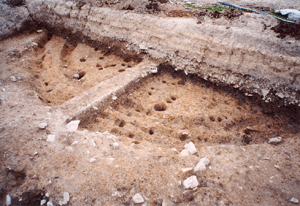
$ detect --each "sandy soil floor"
[0,0,300,206]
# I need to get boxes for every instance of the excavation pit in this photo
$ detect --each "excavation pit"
[78,66,300,149]
[12,29,144,106]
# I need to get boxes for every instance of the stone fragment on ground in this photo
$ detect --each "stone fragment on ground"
[6,194,11,205]
[46,135,55,143]
[194,157,210,172]
[290,197,299,204]
[66,120,80,131]
[47,202,53,206]
[162,197,173,206]
[179,149,190,156]
[59,192,70,205]
[183,175,199,189]
[41,199,47,205]
[268,136,282,144]
[38,122,48,130]
[10,76,16,82]
[184,141,197,155]
[132,193,144,203]
[112,142,119,150]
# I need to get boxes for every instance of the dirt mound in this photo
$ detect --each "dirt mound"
[272,21,300,40]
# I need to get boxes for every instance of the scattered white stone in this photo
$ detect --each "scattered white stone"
[112,142,119,150]
[10,76,17,82]
[38,122,48,130]
[6,195,11,205]
[47,202,53,206]
[194,161,206,172]
[150,67,158,73]
[290,198,299,204]
[41,199,47,205]
[37,30,43,33]
[89,158,97,163]
[71,141,79,145]
[171,148,178,153]
[34,151,38,156]
[268,137,282,144]
[183,175,199,189]
[261,89,269,98]
[45,192,50,197]
[179,149,190,156]
[59,192,70,205]
[66,120,80,131]
[181,167,193,173]
[162,197,173,206]
[112,95,117,100]
[184,142,197,155]
[32,42,39,46]
[274,164,280,170]
[46,135,56,143]
[132,193,144,204]
[2,88,5,92]
[74,74,80,79]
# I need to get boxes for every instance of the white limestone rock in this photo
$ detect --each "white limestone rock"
[184,142,197,155]
[132,193,144,204]
[46,135,56,143]
[38,122,48,130]
[194,157,210,172]
[290,197,299,204]
[179,149,190,156]
[268,137,282,144]
[66,120,80,131]
[183,175,199,189]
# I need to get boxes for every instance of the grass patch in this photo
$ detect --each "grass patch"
[269,11,293,22]
[205,5,231,12]
[186,4,200,9]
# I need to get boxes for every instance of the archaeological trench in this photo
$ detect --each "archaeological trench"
[0,0,300,205]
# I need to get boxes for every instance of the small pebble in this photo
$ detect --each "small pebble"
[6,195,11,205]
[37,30,43,33]
[132,193,144,204]
[66,120,80,131]
[179,149,190,156]
[184,142,197,155]
[268,137,282,144]
[41,199,47,205]
[47,202,53,206]
[32,42,39,46]
[112,142,119,150]
[10,76,17,82]
[290,198,299,204]
[183,175,199,189]
[38,122,48,130]
[74,74,80,79]
[46,135,56,143]
[89,158,97,163]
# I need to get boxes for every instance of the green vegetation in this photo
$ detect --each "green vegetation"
[205,5,231,12]
[269,11,293,22]
[186,4,200,9]
[76,2,83,9]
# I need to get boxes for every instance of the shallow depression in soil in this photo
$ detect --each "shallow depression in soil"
[79,69,299,149]
[24,32,142,106]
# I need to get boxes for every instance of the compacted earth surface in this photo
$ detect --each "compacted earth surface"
[0,0,300,206]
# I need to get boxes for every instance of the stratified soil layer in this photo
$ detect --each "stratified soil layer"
[80,68,299,149]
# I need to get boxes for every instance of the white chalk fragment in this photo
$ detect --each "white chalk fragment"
[37,30,43,33]
[38,122,48,130]
[66,120,80,131]
[290,197,299,204]
[10,76,17,82]
[6,195,11,205]
[32,42,39,46]
[46,135,56,143]
[268,137,282,144]
[179,149,190,156]
[89,158,97,163]
[59,192,70,205]
[183,175,199,189]
[184,142,197,155]
[41,199,47,205]
[181,168,193,173]
[132,193,144,204]
[112,142,119,150]
[194,157,210,172]
[47,202,53,206]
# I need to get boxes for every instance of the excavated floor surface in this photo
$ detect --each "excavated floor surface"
[1,1,300,205]
[79,68,300,149]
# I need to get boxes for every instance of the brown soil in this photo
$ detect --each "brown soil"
[79,66,299,149]
[272,21,300,40]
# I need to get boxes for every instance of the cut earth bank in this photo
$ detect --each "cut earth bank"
[0,0,300,205]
